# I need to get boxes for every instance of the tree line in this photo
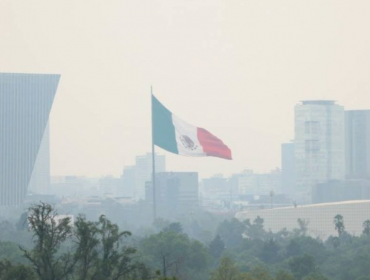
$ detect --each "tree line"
[1,202,370,280]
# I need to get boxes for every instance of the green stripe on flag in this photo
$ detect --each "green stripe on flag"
[152,95,179,154]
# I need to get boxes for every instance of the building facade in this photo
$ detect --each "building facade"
[135,153,165,200]
[146,172,199,220]
[0,73,60,206]
[281,142,296,198]
[294,101,345,203]
[345,110,370,180]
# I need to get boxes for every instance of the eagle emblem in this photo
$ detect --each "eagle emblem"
[180,135,198,150]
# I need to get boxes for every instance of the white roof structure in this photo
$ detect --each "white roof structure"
[235,200,370,239]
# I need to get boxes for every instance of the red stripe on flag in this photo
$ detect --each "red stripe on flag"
[197,128,232,160]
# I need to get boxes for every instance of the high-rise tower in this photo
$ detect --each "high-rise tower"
[0,73,60,206]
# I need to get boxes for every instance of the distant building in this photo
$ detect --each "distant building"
[99,176,122,197]
[121,166,136,197]
[135,153,165,200]
[201,174,230,201]
[295,100,345,203]
[50,176,99,197]
[229,169,281,197]
[236,200,370,239]
[28,123,51,195]
[312,179,370,204]
[345,110,370,180]
[0,73,60,207]
[146,172,199,220]
[281,142,295,198]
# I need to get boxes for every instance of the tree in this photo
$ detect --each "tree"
[241,266,273,280]
[245,216,265,240]
[259,238,279,264]
[163,223,183,234]
[333,214,345,236]
[289,254,317,280]
[73,215,100,280]
[296,218,309,236]
[140,230,209,280]
[20,202,75,280]
[275,270,295,280]
[210,256,240,280]
[74,215,143,280]
[302,272,328,280]
[217,218,246,249]
[0,260,37,280]
[16,212,29,231]
[209,235,225,259]
[362,220,370,236]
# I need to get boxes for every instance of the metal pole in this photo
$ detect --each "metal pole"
[151,86,157,222]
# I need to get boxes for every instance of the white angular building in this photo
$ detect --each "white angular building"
[294,101,345,203]
[236,200,370,239]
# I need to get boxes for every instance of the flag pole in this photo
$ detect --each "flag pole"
[151,86,157,222]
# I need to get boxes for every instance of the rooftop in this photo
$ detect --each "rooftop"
[301,100,336,106]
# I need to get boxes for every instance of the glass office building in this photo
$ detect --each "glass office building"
[0,73,60,206]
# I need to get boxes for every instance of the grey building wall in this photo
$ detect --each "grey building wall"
[146,172,199,220]
[0,73,60,206]
[345,110,370,180]
[135,153,165,200]
[281,142,296,197]
[294,100,345,203]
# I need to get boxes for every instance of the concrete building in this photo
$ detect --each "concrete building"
[201,174,230,201]
[295,100,345,203]
[146,172,199,220]
[0,73,60,207]
[121,166,136,197]
[50,176,99,198]
[135,153,165,200]
[236,200,370,239]
[281,142,296,198]
[312,179,370,204]
[99,176,122,197]
[230,169,282,197]
[345,110,370,180]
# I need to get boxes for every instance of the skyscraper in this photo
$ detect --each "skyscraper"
[0,73,60,206]
[294,101,345,203]
[345,110,370,180]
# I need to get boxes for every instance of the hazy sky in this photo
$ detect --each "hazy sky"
[1,0,370,178]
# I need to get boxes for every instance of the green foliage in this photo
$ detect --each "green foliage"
[241,266,273,280]
[209,235,225,259]
[74,214,147,280]
[216,218,246,249]
[210,256,240,280]
[363,220,370,236]
[3,203,370,280]
[275,270,295,280]
[289,254,317,280]
[20,202,75,280]
[333,214,345,236]
[163,222,183,234]
[140,230,210,280]
[245,216,266,240]
[0,260,37,280]
[0,241,23,263]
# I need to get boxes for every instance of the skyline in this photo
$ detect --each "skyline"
[1,1,370,178]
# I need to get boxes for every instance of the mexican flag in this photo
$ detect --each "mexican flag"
[152,95,232,160]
